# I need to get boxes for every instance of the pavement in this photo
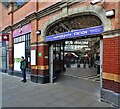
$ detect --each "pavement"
[1,71,114,107]
[56,65,101,96]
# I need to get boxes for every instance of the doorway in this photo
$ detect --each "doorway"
[49,35,103,96]
[46,14,103,96]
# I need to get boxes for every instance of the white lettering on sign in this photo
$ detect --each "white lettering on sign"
[74,31,88,36]
[4,36,8,39]
[81,31,88,34]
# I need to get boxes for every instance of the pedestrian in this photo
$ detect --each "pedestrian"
[95,53,100,74]
[20,56,27,83]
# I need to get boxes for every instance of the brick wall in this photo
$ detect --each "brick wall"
[38,11,61,31]
[13,1,36,24]
[117,36,120,77]
[103,36,120,93]
[0,4,2,30]
[11,0,62,25]
[0,4,10,30]
[38,0,61,11]
[31,19,38,43]
[104,2,120,29]
[103,37,119,74]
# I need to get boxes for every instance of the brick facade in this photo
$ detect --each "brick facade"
[0,0,120,107]
[103,37,119,74]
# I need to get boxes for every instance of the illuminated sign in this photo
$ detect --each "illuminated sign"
[46,26,103,42]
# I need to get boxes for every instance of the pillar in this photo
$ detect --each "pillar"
[101,32,120,107]
[8,3,14,75]
[30,19,38,83]
[37,43,49,83]
[30,18,49,83]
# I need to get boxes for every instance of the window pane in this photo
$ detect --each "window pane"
[0,43,2,47]
[23,35,25,41]
[0,56,2,69]
[6,42,8,46]
[14,38,15,43]
[16,37,18,43]
[18,36,21,42]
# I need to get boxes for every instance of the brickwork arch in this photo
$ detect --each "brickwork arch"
[41,5,111,42]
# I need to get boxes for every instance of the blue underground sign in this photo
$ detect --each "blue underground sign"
[46,25,103,42]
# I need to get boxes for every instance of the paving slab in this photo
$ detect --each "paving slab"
[1,73,113,107]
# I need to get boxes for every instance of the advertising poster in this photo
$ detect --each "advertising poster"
[14,42,25,71]
[31,50,36,65]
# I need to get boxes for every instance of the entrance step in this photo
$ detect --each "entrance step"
[63,73,100,82]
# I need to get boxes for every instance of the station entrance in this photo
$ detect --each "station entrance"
[46,14,103,95]
[48,35,103,95]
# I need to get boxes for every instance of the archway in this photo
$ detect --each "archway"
[41,5,111,96]
[41,5,111,40]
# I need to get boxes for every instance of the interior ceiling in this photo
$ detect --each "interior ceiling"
[46,15,102,36]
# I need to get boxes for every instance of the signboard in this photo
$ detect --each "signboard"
[38,52,42,57]
[14,42,25,71]
[31,50,36,65]
[46,26,103,42]
[2,34,9,41]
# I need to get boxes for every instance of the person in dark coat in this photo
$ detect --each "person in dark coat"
[20,56,27,83]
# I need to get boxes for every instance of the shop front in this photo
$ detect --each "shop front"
[12,24,31,77]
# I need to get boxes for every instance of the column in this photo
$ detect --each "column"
[30,19,38,83]
[8,4,14,75]
[8,31,14,75]
[37,43,49,83]
[101,32,120,107]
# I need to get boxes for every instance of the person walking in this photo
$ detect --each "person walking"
[20,56,27,83]
[95,53,100,74]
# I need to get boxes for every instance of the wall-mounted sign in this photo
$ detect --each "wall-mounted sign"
[31,50,36,65]
[38,52,42,57]
[46,26,103,42]
[2,34,9,41]
[44,56,48,58]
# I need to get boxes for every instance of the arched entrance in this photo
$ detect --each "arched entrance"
[41,6,111,96]
[45,15,102,36]
[46,13,103,94]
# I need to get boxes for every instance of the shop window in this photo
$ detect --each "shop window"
[0,56,2,69]
[0,42,2,47]
[14,33,31,72]
[21,35,24,41]
[18,36,21,42]
[16,37,19,43]
[23,35,25,41]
